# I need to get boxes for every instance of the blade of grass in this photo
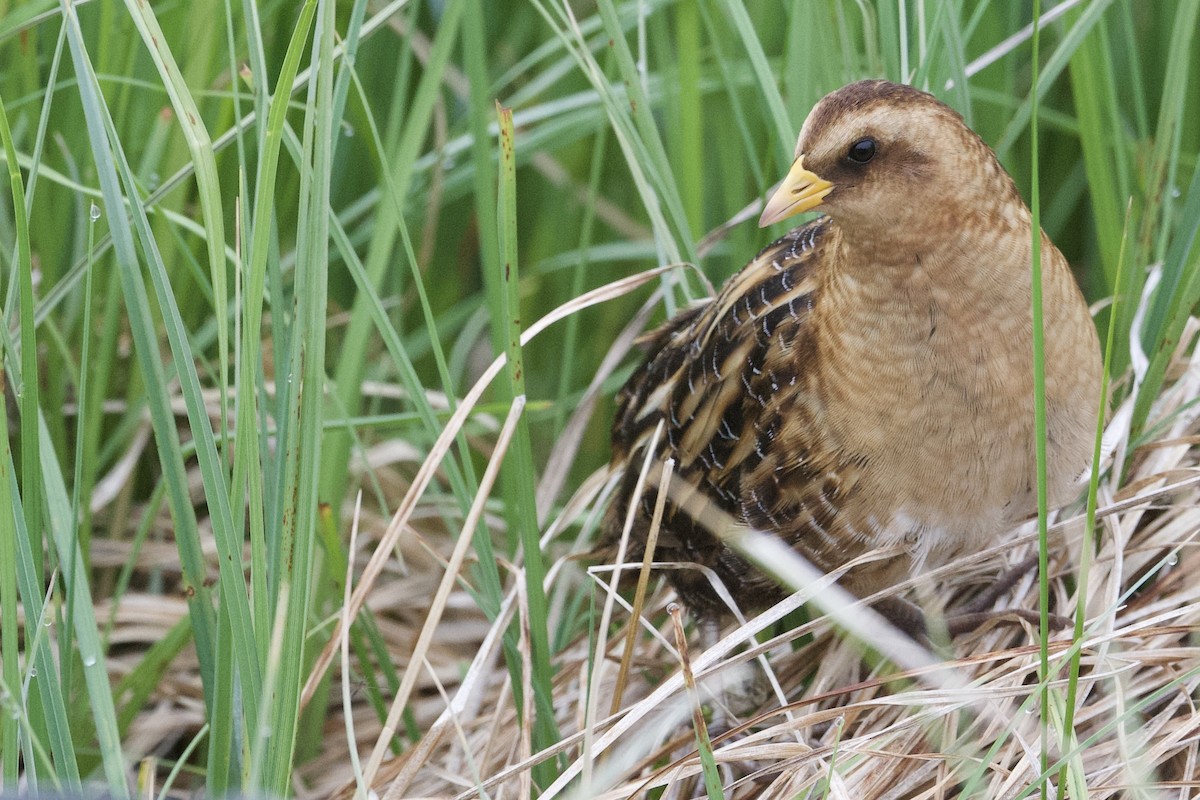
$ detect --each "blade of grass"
[262,0,336,791]
[669,604,724,800]
[231,0,318,652]
[36,415,128,795]
[0,81,78,795]
[0,402,16,786]
[0,103,22,770]
[6,483,77,788]
[1065,9,1128,295]
[121,0,230,457]
[713,0,792,168]
[1027,4,1054,798]
[0,91,45,594]
[1055,200,1131,800]
[496,101,561,787]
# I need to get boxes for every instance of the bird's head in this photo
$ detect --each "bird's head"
[759,80,1023,242]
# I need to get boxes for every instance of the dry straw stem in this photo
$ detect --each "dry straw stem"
[360,395,528,788]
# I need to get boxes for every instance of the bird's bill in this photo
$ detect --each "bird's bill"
[757,156,834,227]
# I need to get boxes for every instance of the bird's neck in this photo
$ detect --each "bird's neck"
[821,204,1035,309]
[811,208,1042,406]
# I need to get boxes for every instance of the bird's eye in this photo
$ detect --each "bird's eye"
[846,137,876,164]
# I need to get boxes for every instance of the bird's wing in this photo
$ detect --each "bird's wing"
[608,217,840,551]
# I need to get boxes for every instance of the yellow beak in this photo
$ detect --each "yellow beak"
[757,156,834,227]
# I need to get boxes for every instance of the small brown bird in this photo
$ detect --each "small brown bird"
[604,79,1102,638]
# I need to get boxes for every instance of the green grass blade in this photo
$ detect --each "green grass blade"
[0,117,23,775]
[0,90,45,592]
[1130,0,1200,436]
[496,102,560,787]
[120,0,230,454]
[1065,10,1128,296]
[714,0,792,167]
[262,0,336,790]
[232,0,318,649]
[1027,5,1053,798]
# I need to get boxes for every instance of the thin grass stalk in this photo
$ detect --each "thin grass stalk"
[120,0,230,458]
[1054,204,1131,800]
[1027,3,1054,796]
[714,0,792,168]
[314,488,399,753]
[455,5,518,609]
[155,722,207,800]
[552,123,609,442]
[1065,9,1126,296]
[247,583,292,792]
[582,420,663,792]
[3,94,44,595]
[496,101,561,786]
[65,197,98,712]
[611,454,671,715]
[0,397,15,785]
[321,0,465,517]
[0,108,21,784]
[38,414,127,790]
[263,0,336,789]
[232,0,318,654]
[362,395,527,788]
[670,604,724,800]
[42,25,96,577]
[341,494,368,800]
[296,0,372,770]
[5,476,76,786]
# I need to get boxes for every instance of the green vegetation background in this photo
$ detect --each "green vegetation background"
[0,0,1197,795]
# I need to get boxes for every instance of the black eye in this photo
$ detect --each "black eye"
[846,137,876,164]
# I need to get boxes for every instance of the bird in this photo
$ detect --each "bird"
[603,79,1102,641]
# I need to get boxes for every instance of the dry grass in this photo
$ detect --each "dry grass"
[93,275,1200,800]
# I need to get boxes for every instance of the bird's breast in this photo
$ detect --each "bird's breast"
[812,277,1046,563]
